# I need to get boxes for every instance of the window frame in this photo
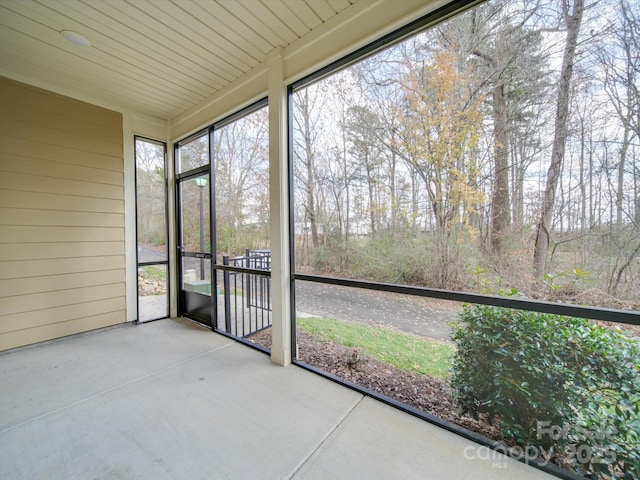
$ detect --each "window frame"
[134,135,170,323]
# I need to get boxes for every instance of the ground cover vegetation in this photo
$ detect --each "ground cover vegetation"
[297,316,454,378]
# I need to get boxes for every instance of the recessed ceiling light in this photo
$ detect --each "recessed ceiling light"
[60,30,91,48]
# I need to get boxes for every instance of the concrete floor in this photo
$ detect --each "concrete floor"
[0,318,555,480]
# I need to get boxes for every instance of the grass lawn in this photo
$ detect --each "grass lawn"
[297,316,454,379]
[140,265,166,282]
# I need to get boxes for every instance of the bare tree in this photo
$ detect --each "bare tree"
[438,0,547,252]
[135,139,166,246]
[213,107,269,255]
[293,87,322,249]
[533,0,585,278]
[598,0,640,225]
[345,105,385,235]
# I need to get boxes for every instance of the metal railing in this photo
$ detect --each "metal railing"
[217,249,272,338]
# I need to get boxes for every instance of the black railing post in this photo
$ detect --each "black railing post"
[223,255,231,333]
[245,249,251,305]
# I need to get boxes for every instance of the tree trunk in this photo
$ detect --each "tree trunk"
[579,114,586,231]
[342,143,350,246]
[589,129,595,227]
[511,140,522,227]
[300,91,320,249]
[365,155,377,235]
[389,150,397,234]
[635,168,640,224]
[533,0,584,278]
[617,124,630,225]
[491,82,510,253]
[411,169,419,232]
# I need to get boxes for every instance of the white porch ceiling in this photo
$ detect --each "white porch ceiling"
[0,0,359,120]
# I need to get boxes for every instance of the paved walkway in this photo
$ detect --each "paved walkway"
[138,294,168,321]
[296,281,459,343]
[0,319,555,480]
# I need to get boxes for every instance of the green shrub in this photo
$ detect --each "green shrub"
[450,305,640,479]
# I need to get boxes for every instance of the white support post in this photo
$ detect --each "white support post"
[122,113,138,323]
[166,125,178,319]
[268,47,292,366]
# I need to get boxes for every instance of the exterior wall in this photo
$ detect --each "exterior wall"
[0,76,126,351]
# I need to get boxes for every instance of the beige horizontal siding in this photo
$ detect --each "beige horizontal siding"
[0,312,126,352]
[0,171,123,199]
[0,283,125,317]
[0,242,124,261]
[0,270,124,297]
[0,135,123,171]
[0,190,123,214]
[0,256,125,280]
[0,226,124,244]
[0,153,123,185]
[0,80,122,129]
[0,208,124,228]
[2,98,123,145]
[0,76,126,351]
[0,298,125,335]
[0,117,123,158]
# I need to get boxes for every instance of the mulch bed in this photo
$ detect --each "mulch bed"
[248,328,500,440]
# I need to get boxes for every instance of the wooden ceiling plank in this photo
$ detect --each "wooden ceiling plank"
[0,0,379,122]
[1,0,225,98]
[0,50,192,117]
[0,34,202,111]
[0,0,252,118]
[139,0,251,74]
[179,0,265,61]
[94,0,238,82]
[281,0,322,30]
[0,53,183,119]
[191,0,272,56]
[165,0,259,68]
[42,0,228,92]
[79,0,230,85]
[216,0,284,47]
[261,0,309,38]
[306,0,336,22]
[326,0,353,12]
[0,18,207,106]
[240,0,299,43]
